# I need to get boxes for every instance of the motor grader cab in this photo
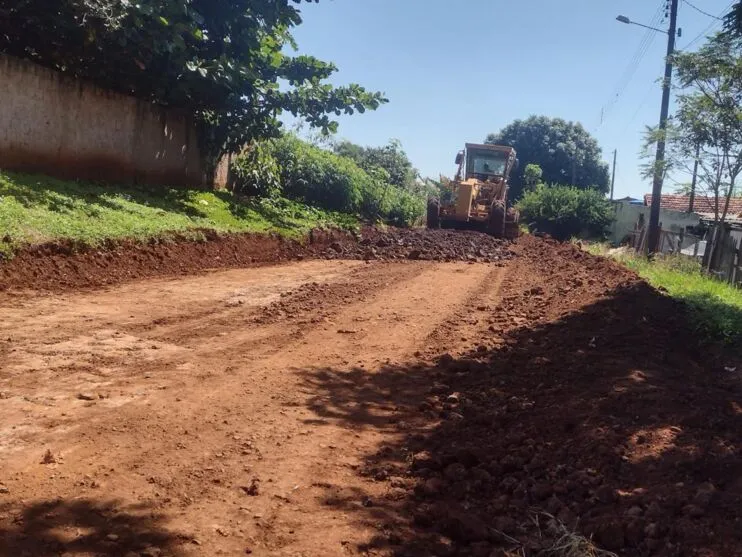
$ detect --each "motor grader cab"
[427,143,520,239]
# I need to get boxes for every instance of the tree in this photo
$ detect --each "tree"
[333,139,418,191]
[675,34,742,268]
[0,1,387,173]
[485,116,610,200]
[523,164,544,190]
[640,103,728,223]
[422,176,454,204]
[724,2,742,36]
[648,33,742,268]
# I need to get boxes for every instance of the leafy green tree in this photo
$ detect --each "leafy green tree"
[640,107,727,223]
[0,1,387,173]
[486,116,610,200]
[724,2,742,35]
[642,34,742,268]
[672,33,742,267]
[517,185,613,241]
[646,34,742,225]
[333,139,418,191]
[523,164,544,190]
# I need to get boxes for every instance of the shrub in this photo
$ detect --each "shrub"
[271,135,364,213]
[230,135,425,227]
[517,184,613,240]
[383,187,426,227]
[357,166,392,219]
[229,142,282,198]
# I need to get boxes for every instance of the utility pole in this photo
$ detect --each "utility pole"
[610,149,617,200]
[689,143,700,213]
[647,0,679,254]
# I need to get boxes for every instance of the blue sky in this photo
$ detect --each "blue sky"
[289,0,733,199]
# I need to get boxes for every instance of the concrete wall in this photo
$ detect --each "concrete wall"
[0,54,208,187]
[609,200,701,245]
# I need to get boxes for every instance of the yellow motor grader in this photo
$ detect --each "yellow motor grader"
[427,143,520,239]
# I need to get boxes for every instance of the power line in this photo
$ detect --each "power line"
[683,0,723,20]
[622,78,661,134]
[597,1,666,128]
[679,1,734,50]
[612,4,664,95]
[682,20,721,50]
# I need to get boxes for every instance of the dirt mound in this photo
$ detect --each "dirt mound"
[0,231,313,292]
[346,237,742,556]
[323,228,515,264]
[0,228,515,291]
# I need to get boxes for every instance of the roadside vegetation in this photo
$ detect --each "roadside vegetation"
[230,135,425,228]
[0,170,358,256]
[1,2,436,256]
[587,243,742,347]
[517,183,613,241]
[0,133,433,256]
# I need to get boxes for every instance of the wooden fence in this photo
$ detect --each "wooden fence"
[630,222,742,286]
[706,226,742,285]
[629,227,701,256]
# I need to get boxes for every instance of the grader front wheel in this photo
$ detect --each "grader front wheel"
[488,203,505,238]
[427,198,441,229]
[505,208,521,239]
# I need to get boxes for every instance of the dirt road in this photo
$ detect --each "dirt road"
[1,236,742,557]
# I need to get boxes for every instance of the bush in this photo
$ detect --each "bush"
[229,142,281,198]
[517,184,613,240]
[382,186,426,227]
[229,135,424,227]
[272,136,364,213]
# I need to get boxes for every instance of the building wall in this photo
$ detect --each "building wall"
[609,201,701,245]
[0,54,208,187]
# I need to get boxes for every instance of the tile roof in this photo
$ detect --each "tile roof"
[643,194,742,217]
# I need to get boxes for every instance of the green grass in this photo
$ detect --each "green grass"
[586,242,742,346]
[0,171,358,256]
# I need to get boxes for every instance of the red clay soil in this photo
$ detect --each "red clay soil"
[1,233,741,557]
[319,228,515,264]
[0,231,312,292]
[335,237,742,556]
[0,228,514,292]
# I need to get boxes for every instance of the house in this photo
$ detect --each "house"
[614,196,642,204]
[643,194,742,222]
[608,194,701,246]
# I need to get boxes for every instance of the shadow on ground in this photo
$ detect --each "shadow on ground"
[0,498,184,557]
[1,172,206,218]
[0,171,340,234]
[297,249,742,557]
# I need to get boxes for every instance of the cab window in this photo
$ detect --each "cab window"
[470,152,507,176]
